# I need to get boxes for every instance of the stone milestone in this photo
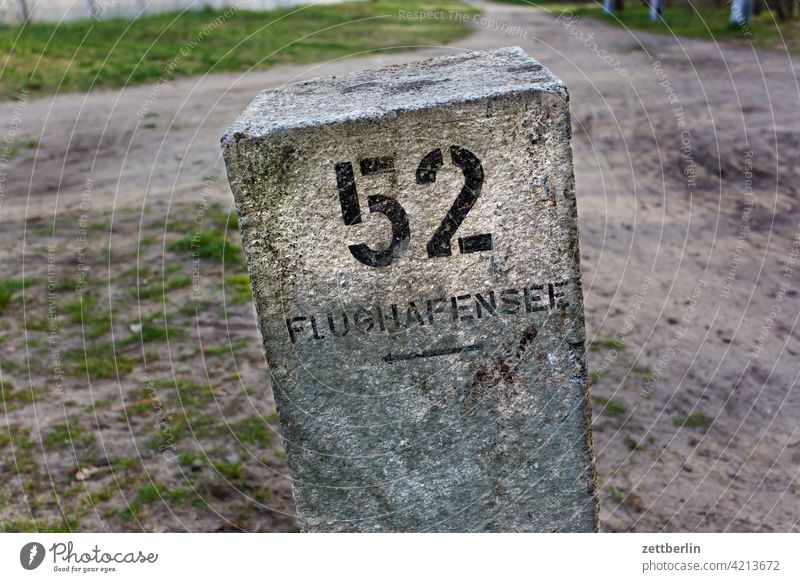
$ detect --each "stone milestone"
[221,47,598,532]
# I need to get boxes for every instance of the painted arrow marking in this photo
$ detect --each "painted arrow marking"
[383,343,484,364]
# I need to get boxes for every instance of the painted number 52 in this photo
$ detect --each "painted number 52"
[334,146,493,268]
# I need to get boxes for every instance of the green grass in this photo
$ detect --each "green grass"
[65,342,136,380]
[1,380,46,411]
[135,275,192,300]
[123,312,184,345]
[625,436,643,451]
[233,414,277,447]
[203,339,249,357]
[110,457,141,471]
[2,518,78,533]
[43,416,93,448]
[83,397,113,413]
[593,395,627,416]
[607,484,625,503]
[2,144,18,161]
[134,322,172,343]
[123,482,193,520]
[672,410,713,431]
[90,489,113,503]
[169,230,243,264]
[512,1,800,53]
[0,278,35,314]
[155,376,216,406]
[589,337,625,352]
[0,379,16,409]
[0,1,478,100]
[0,356,21,374]
[0,202,299,533]
[223,274,253,304]
[214,459,245,480]
[64,292,112,339]
[0,424,35,451]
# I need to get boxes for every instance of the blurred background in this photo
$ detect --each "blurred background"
[1,0,799,532]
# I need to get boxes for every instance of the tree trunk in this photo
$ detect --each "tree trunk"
[784,0,795,20]
[775,0,788,20]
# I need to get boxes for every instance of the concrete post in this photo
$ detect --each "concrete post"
[222,47,598,532]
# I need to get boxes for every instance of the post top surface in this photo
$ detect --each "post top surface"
[222,47,565,141]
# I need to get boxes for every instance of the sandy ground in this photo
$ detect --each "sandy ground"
[2,1,800,532]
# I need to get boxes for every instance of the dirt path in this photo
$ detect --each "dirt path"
[2,2,800,532]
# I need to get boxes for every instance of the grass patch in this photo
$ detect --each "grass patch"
[43,416,93,448]
[1,381,46,410]
[2,144,18,161]
[169,230,242,264]
[607,484,625,503]
[109,457,141,471]
[625,436,643,451]
[2,277,34,292]
[178,450,205,466]
[0,357,21,374]
[0,379,16,409]
[672,410,712,431]
[64,292,112,340]
[593,395,627,416]
[90,489,113,503]
[232,414,276,447]
[214,459,245,481]
[155,376,216,406]
[518,2,800,53]
[589,337,625,352]
[2,518,77,533]
[223,274,253,304]
[123,311,183,345]
[124,322,171,344]
[0,424,35,452]
[64,342,136,380]
[0,278,36,314]
[203,339,249,357]
[123,482,193,520]
[83,398,113,413]
[135,275,192,300]
[0,1,478,100]
[123,386,158,416]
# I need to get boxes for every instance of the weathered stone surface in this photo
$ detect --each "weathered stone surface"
[221,47,598,532]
